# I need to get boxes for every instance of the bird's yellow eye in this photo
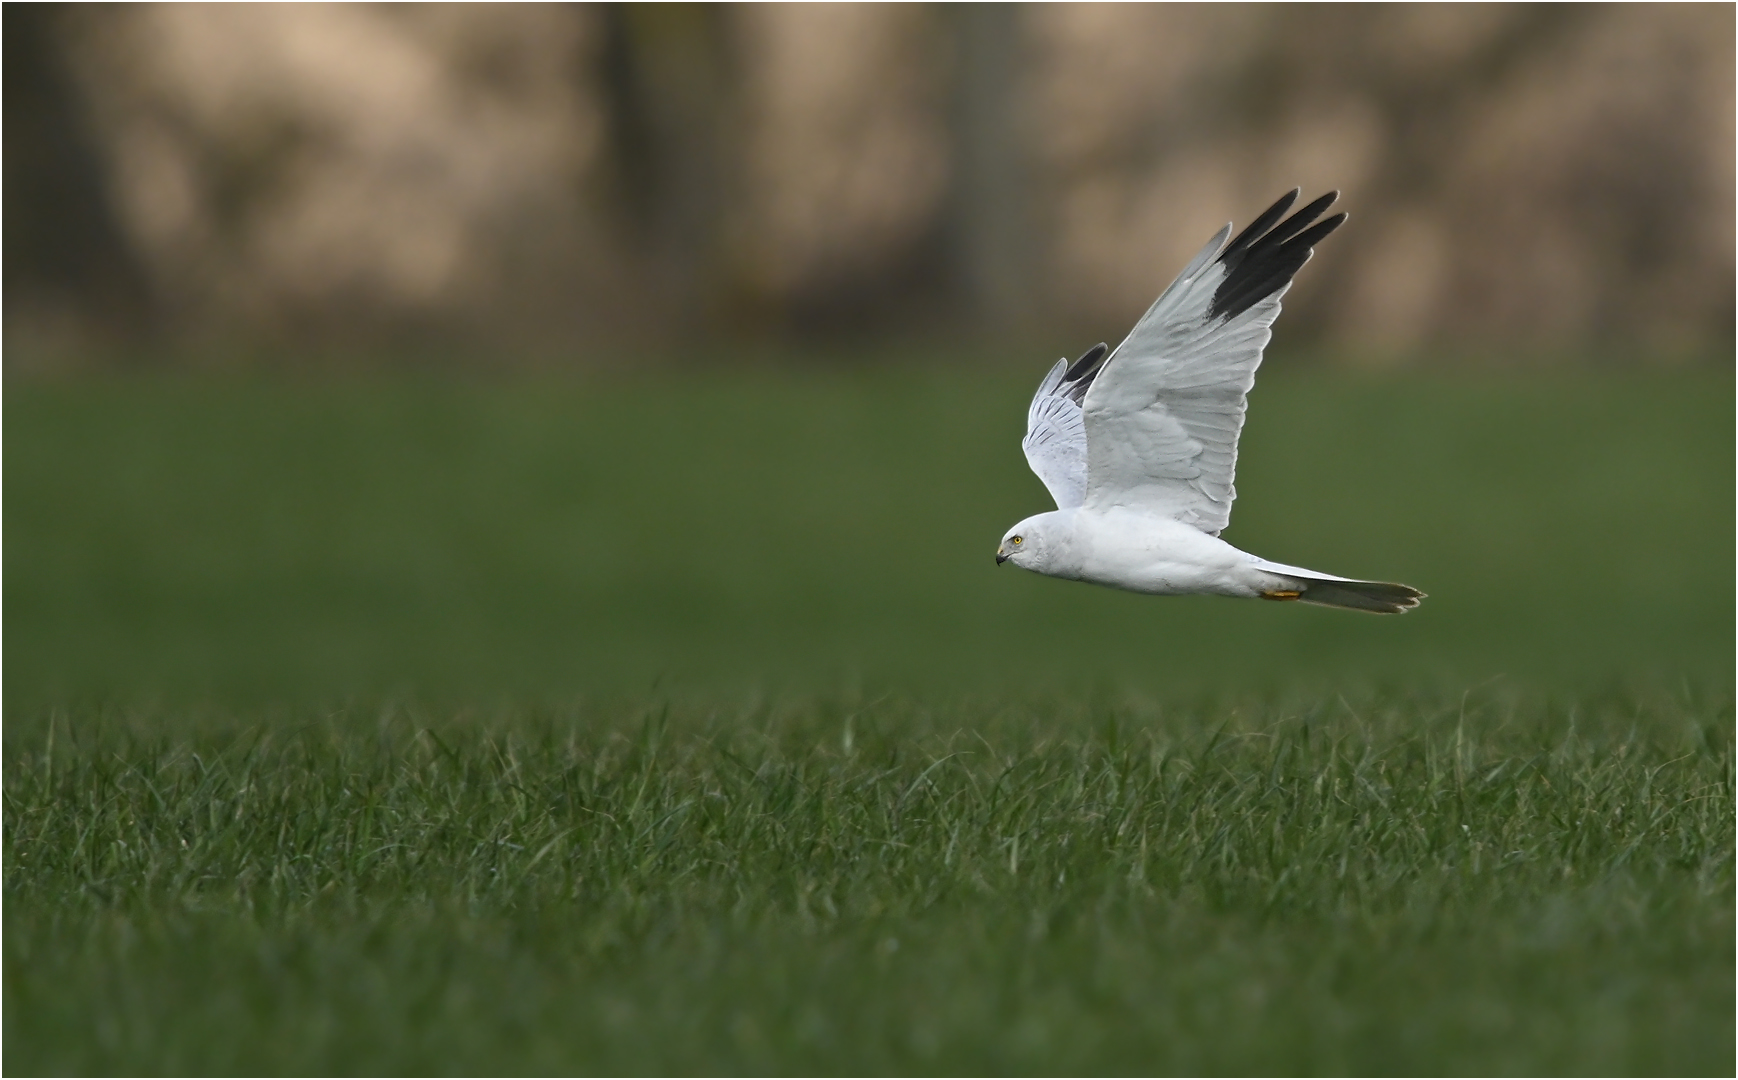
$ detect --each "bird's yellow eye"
[1011,536,1023,545]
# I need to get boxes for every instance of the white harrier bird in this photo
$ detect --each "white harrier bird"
[996,190,1423,614]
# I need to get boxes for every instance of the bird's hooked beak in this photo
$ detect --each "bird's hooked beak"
[995,548,1010,565]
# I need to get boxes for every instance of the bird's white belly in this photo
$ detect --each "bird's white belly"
[1066,508,1266,597]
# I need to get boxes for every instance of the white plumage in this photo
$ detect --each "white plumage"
[998,190,1424,614]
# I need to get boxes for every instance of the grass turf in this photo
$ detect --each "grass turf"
[4,363,1733,1073]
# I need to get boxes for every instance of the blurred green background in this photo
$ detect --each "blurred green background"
[6,363,1731,710]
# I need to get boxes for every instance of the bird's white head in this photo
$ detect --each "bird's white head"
[996,512,1068,572]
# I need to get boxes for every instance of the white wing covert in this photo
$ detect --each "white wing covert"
[1020,343,1107,510]
[1080,190,1346,535]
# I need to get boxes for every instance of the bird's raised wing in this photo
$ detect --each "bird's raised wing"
[1081,190,1345,534]
[1021,343,1108,509]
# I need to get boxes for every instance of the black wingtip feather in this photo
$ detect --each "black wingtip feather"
[1221,189,1300,261]
[1064,342,1108,382]
[1266,190,1339,246]
[1209,191,1345,321]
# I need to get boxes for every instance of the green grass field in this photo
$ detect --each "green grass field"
[5,363,1733,1074]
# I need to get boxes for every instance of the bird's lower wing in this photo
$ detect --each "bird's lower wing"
[1020,345,1107,510]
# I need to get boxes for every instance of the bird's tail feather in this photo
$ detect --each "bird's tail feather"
[1252,558,1425,615]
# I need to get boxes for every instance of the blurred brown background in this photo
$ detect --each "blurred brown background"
[6,2,1733,366]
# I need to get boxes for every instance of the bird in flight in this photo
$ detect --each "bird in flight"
[996,190,1423,614]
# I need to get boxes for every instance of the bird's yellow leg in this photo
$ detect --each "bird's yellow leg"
[1260,590,1302,601]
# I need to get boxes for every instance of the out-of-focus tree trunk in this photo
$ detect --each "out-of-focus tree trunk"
[593,3,739,336]
[945,3,1036,337]
[3,4,153,353]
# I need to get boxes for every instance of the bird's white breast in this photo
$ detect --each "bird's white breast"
[1061,506,1263,597]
